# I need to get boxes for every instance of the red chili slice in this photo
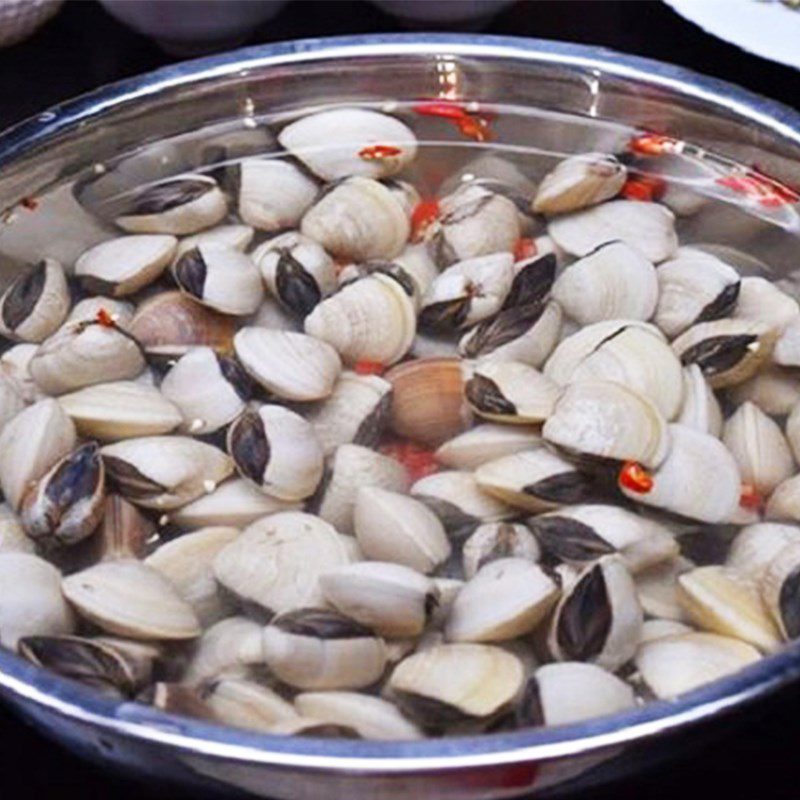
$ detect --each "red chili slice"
[628,133,682,156]
[358,144,403,161]
[513,237,538,262]
[739,483,764,512]
[410,199,440,241]
[95,308,116,328]
[621,175,667,202]
[353,360,385,376]
[380,439,440,482]
[412,100,494,142]
[20,196,39,211]
[716,172,799,208]
[618,461,654,494]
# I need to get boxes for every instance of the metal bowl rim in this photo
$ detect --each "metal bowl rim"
[1,32,800,773]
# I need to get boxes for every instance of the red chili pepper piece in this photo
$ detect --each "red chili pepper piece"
[410,199,440,241]
[513,237,538,262]
[621,175,667,202]
[739,483,764,512]
[358,144,403,161]
[412,100,494,142]
[716,173,799,209]
[618,461,654,494]
[353,360,385,376]
[628,133,682,156]
[95,308,116,328]
[20,196,39,211]
[412,101,470,120]
[455,115,493,143]
[380,440,440,483]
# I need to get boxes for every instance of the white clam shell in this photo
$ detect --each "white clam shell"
[206,678,299,732]
[543,379,670,468]
[0,503,34,554]
[75,235,176,297]
[66,297,135,328]
[786,402,800,463]
[729,365,800,417]
[62,559,201,640]
[722,401,795,495]
[773,316,800,368]
[733,277,799,329]
[639,619,694,643]
[279,108,417,181]
[0,552,75,648]
[234,328,341,401]
[461,522,540,579]
[411,470,514,526]
[183,616,266,685]
[635,555,694,621]
[726,522,800,582]
[213,512,353,614]
[677,365,723,437]
[0,398,76,510]
[301,176,410,262]
[548,200,678,263]
[435,423,542,470]
[58,380,183,440]
[765,473,800,523]
[0,373,26,436]
[552,241,658,325]
[760,541,800,641]
[304,272,416,365]
[175,224,254,261]
[354,486,451,574]
[394,242,440,300]
[0,343,42,403]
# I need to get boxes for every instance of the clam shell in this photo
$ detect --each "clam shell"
[0,259,70,343]
[62,559,201,640]
[234,328,341,402]
[212,512,353,614]
[785,401,800,463]
[532,153,626,215]
[75,235,176,297]
[354,486,451,574]
[462,522,540,579]
[548,200,678,263]
[733,277,799,329]
[0,343,42,403]
[677,365,722,437]
[0,398,77,510]
[0,503,34,554]
[729,365,800,417]
[543,379,670,468]
[773,316,800,368]
[765,474,800,523]
[93,494,154,562]
[175,224,254,261]
[394,242,439,300]
[0,373,26,435]
[0,552,75,648]
[205,677,298,732]
[552,241,658,325]
[639,619,694,643]
[435,423,542,470]
[278,109,417,181]
[726,523,800,583]
[58,380,183,440]
[635,555,694,621]
[101,436,233,510]
[760,542,800,641]
[182,616,266,685]
[67,297,135,329]
[145,526,239,627]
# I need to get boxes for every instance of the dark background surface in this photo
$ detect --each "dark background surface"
[1,1,800,797]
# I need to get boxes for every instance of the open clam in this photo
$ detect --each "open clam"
[0,259,70,343]
[532,153,626,215]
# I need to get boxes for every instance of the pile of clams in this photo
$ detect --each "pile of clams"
[2,105,800,741]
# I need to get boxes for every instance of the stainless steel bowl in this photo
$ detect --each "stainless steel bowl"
[1,34,800,800]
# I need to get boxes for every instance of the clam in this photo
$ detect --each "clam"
[418,253,514,332]
[435,423,542,470]
[0,373,26,434]
[462,522,541,579]
[262,608,387,690]
[733,277,799,328]
[543,379,669,468]
[301,177,410,261]
[320,561,438,638]
[145,526,239,627]
[233,328,341,402]
[249,295,301,332]
[729,365,800,417]
[169,477,300,529]
[252,231,336,318]
[66,297,135,328]
[465,361,559,424]
[0,342,42,403]
[278,108,417,181]
[129,290,236,358]
[639,619,694,643]
[672,318,777,389]
[203,677,298,732]
[474,449,609,514]
[548,556,643,671]
[446,558,559,643]
[62,559,201,640]
[183,616,266,685]
[174,224,254,261]
[0,503,34,554]
[653,250,741,338]
[20,442,105,548]
[529,504,678,573]
[173,245,264,316]
[354,486,451,574]
[93,494,155,562]
[722,401,795,496]
[101,436,233,510]
[58,381,183,440]
[786,402,800,462]
[548,200,678,263]
[773,316,800,368]
[0,398,77,510]
[313,444,408,535]
[227,404,323,501]
[760,542,800,640]
[232,158,319,232]
[115,174,227,235]
[426,185,521,267]
[160,347,251,435]
[635,555,694,621]
[75,235,176,296]
[294,692,422,740]
[552,241,658,325]
[304,272,416,366]
[146,683,216,720]
[765,474,800,522]
[634,632,761,699]
[517,662,635,727]
[30,318,146,396]
[394,242,440,300]
[213,512,352,614]
[0,552,75,648]
[531,153,627,215]
[387,643,524,731]
[677,565,780,652]
[677,364,723,436]
[305,371,392,456]
[385,357,470,447]
[619,424,741,524]
[0,259,70,343]
[726,523,800,583]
